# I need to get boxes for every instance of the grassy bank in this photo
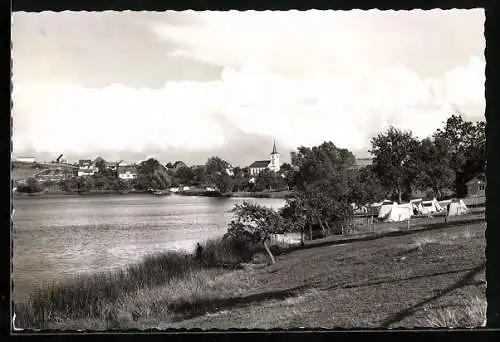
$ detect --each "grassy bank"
[14,214,485,330]
[14,237,285,330]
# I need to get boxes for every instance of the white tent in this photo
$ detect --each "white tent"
[410,198,424,215]
[420,198,443,215]
[438,199,452,209]
[448,199,469,216]
[377,200,396,220]
[385,203,413,222]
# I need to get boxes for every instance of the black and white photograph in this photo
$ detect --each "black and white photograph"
[11,9,486,330]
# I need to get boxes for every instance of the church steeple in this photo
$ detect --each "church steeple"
[271,138,278,155]
[269,138,280,173]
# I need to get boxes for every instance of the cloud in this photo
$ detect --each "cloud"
[12,56,485,163]
[12,10,485,165]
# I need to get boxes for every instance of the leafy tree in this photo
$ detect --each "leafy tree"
[232,166,244,178]
[370,126,420,203]
[289,141,357,237]
[77,176,95,192]
[433,114,486,197]
[205,156,233,194]
[413,137,455,199]
[94,157,106,173]
[205,156,229,176]
[254,169,284,191]
[348,166,386,205]
[192,165,207,187]
[224,202,290,264]
[136,158,171,190]
[174,166,195,186]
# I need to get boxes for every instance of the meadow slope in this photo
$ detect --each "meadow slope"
[158,221,486,329]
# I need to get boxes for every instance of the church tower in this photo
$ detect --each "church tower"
[269,139,280,172]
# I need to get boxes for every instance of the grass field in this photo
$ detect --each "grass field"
[14,214,485,330]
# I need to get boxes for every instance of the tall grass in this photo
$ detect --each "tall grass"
[423,296,487,328]
[14,237,263,329]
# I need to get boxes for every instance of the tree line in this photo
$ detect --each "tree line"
[223,114,486,263]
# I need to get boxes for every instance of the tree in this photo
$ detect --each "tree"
[205,157,233,194]
[192,165,207,187]
[205,156,229,176]
[77,176,95,192]
[289,141,357,238]
[370,126,420,203]
[224,202,290,264]
[413,137,455,199]
[254,169,284,191]
[94,157,106,174]
[348,166,386,205]
[136,158,171,190]
[433,114,486,197]
[174,166,195,186]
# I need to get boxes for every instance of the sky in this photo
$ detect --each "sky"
[11,9,485,167]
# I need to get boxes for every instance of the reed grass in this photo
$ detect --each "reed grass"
[14,236,264,329]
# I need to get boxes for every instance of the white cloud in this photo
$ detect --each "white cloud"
[12,10,485,159]
[12,56,485,156]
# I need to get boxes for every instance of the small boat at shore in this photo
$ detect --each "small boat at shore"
[152,189,170,196]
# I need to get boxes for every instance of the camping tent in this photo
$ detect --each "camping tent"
[438,199,452,209]
[377,200,396,220]
[410,198,424,216]
[385,203,413,222]
[448,199,469,216]
[420,198,443,215]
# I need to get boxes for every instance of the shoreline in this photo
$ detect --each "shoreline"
[13,190,293,200]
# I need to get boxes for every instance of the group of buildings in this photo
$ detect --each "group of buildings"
[13,139,487,198]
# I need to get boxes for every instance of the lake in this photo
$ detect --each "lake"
[12,194,287,299]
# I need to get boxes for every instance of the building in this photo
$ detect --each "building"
[104,161,120,172]
[466,173,486,197]
[118,165,138,180]
[249,140,280,176]
[14,156,35,163]
[78,159,98,176]
[348,158,374,171]
[225,164,234,176]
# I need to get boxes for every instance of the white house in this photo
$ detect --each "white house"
[248,140,280,176]
[117,165,138,180]
[77,159,98,176]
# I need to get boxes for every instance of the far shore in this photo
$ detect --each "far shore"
[12,189,293,200]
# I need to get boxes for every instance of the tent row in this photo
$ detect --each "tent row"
[359,198,469,223]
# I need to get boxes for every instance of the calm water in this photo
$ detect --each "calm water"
[12,194,286,299]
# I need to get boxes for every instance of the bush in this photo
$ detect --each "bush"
[16,177,43,193]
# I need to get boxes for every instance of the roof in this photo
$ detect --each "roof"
[79,159,92,165]
[271,139,279,155]
[466,173,486,185]
[117,165,138,174]
[249,160,271,168]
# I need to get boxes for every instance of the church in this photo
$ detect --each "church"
[248,140,280,176]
